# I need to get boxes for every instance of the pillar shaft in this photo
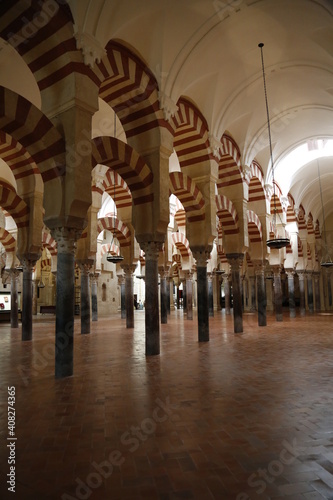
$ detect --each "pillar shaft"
[224,276,231,314]
[286,271,296,318]
[10,270,20,329]
[307,273,314,313]
[91,274,98,322]
[273,267,283,322]
[120,280,126,319]
[123,266,135,329]
[79,263,91,334]
[167,278,171,314]
[227,254,244,333]
[21,260,35,341]
[142,242,161,355]
[256,266,267,326]
[197,266,209,341]
[186,275,193,320]
[298,272,306,317]
[314,274,320,312]
[208,275,214,317]
[52,228,78,378]
[249,276,256,312]
[159,272,168,324]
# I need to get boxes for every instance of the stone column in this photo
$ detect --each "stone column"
[159,268,168,324]
[118,276,126,319]
[32,279,38,315]
[286,270,296,318]
[224,275,231,314]
[313,273,321,312]
[249,276,256,311]
[10,269,20,328]
[122,265,135,329]
[141,242,161,355]
[169,278,175,311]
[193,251,209,342]
[298,271,306,317]
[182,279,187,311]
[307,272,314,313]
[91,273,99,322]
[208,273,214,317]
[52,227,79,378]
[186,272,193,320]
[227,254,244,333]
[273,266,283,322]
[255,264,266,326]
[79,262,92,334]
[21,259,36,341]
[167,277,171,314]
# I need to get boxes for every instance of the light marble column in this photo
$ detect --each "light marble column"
[118,276,126,319]
[193,251,210,342]
[52,227,79,378]
[227,253,244,333]
[141,242,161,355]
[169,278,175,311]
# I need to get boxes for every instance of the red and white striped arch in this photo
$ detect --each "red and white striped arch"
[0,87,66,183]
[297,236,303,257]
[247,210,262,243]
[171,98,212,170]
[248,160,266,203]
[41,258,51,270]
[169,172,205,222]
[0,227,16,254]
[171,232,191,258]
[0,2,83,93]
[216,194,239,235]
[92,170,132,210]
[297,205,307,230]
[97,217,131,247]
[42,229,57,256]
[315,220,321,240]
[92,136,153,205]
[307,213,314,235]
[0,182,29,228]
[287,193,296,223]
[94,41,163,139]
[217,134,242,191]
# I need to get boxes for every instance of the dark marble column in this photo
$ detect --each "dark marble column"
[255,264,267,326]
[118,276,126,319]
[314,273,321,312]
[249,276,256,311]
[141,242,161,355]
[286,270,296,318]
[193,251,209,342]
[91,273,99,322]
[32,279,38,315]
[307,272,314,313]
[177,286,181,309]
[10,269,20,328]
[227,254,244,333]
[298,271,306,317]
[169,278,175,311]
[52,227,79,378]
[122,265,135,329]
[159,269,168,324]
[328,272,332,308]
[182,280,187,311]
[79,262,92,334]
[186,273,193,320]
[273,266,283,322]
[224,275,231,314]
[167,278,171,314]
[21,259,36,341]
[208,274,214,317]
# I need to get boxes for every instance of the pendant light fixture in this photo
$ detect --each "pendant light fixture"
[258,43,290,250]
[317,159,333,267]
[106,112,124,264]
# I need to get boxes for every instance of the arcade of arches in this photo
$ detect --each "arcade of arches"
[0,0,332,376]
[0,1,333,497]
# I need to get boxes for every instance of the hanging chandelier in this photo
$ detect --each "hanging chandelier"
[106,111,124,264]
[258,43,290,250]
[317,159,333,267]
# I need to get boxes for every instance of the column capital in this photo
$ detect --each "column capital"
[285,268,295,278]
[193,250,210,267]
[141,242,162,261]
[51,227,81,255]
[89,272,100,282]
[121,264,136,275]
[20,257,37,273]
[77,261,93,275]
[9,268,21,279]
[271,265,282,276]
[226,253,244,270]
[297,270,305,280]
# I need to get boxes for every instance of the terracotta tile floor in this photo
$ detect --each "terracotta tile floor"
[1,310,333,499]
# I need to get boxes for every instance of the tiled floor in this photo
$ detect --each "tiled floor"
[1,309,333,499]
